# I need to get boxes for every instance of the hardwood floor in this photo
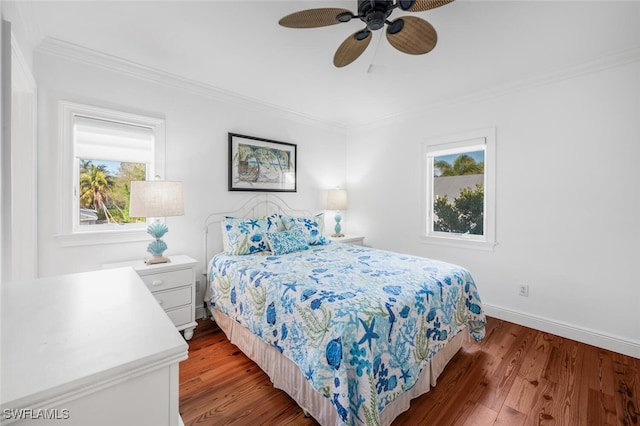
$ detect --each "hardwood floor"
[179,317,639,425]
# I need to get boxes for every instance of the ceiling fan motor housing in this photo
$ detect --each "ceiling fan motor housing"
[358,0,394,31]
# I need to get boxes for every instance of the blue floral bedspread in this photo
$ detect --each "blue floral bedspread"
[208,243,486,426]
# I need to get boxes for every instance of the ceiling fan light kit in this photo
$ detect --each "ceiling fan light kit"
[279,0,454,67]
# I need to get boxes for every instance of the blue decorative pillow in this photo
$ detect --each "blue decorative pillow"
[282,213,327,245]
[265,228,310,255]
[266,213,285,232]
[223,217,271,255]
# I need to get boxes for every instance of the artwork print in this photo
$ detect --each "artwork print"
[228,133,297,192]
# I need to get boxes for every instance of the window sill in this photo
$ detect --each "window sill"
[56,228,149,247]
[420,235,497,252]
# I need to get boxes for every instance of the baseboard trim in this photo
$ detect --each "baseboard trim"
[483,303,640,359]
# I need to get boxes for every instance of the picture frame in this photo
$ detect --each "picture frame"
[228,133,297,192]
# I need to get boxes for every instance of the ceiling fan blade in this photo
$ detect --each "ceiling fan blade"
[279,8,354,28]
[397,0,455,12]
[386,16,437,55]
[333,30,372,68]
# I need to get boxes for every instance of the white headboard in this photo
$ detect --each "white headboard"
[202,194,314,273]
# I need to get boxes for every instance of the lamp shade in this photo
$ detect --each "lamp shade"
[327,189,347,211]
[129,181,184,218]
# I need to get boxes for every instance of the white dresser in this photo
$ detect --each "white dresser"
[103,255,197,340]
[0,268,188,425]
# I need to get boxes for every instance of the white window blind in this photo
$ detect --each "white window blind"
[425,137,486,157]
[74,116,154,163]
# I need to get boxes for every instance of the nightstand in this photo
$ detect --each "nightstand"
[328,234,365,246]
[103,255,198,340]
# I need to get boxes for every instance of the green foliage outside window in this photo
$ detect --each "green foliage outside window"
[79,159,146,225]
[434,153,484,177]
[434,185,484,235]
[433,153,484,235]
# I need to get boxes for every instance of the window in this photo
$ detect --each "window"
[422,128,496,250]
[57,102,165,246]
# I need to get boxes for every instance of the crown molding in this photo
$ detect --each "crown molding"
[35,37,640,132]
[35,37,347,131]
[353,46,640,129]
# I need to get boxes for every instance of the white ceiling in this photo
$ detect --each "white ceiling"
[13,0,640,127]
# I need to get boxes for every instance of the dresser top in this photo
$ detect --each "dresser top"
[1,268,188,408]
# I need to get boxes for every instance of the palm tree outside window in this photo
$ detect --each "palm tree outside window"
[78,159,146,225]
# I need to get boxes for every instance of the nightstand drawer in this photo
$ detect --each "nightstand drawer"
[102,255,198,340]
[166,305,192,327]
[154,287,192,311]
[140,269,192,292]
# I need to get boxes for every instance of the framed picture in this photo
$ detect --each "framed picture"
[228,133,297,192]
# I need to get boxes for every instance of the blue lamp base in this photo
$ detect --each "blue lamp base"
[332,212,344,238]
[146,238,170,264]
[145,221,171,265]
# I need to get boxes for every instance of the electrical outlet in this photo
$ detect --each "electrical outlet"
[518,284,529,297]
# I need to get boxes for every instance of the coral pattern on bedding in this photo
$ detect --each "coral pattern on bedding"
[208,243,486,426]
[282,213,327,245]
[266,227,310,255]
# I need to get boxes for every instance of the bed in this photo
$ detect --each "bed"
[203,195,486,426]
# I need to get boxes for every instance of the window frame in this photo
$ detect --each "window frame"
[56,101,166,247]
[421,128,496,251]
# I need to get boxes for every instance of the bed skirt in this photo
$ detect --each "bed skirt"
[211,308,468,426]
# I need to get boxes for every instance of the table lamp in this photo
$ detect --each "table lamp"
[327,188,347,238]
[129,180,184,264]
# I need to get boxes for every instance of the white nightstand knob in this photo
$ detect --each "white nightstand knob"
[157,300,164,306]
[151,279,163,287]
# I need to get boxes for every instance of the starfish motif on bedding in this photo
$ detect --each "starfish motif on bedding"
[282,281,302,296]
[358,317,380,350]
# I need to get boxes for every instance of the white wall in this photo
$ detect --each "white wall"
[0,14,5,283]
[34,48,347,283]
[1,1,34,69]
[1,5,39,284]
[346,60,640,357]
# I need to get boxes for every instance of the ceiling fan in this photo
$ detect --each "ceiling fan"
[279,0,454,68]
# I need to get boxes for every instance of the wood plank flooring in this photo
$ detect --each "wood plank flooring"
[179,317,639,425]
